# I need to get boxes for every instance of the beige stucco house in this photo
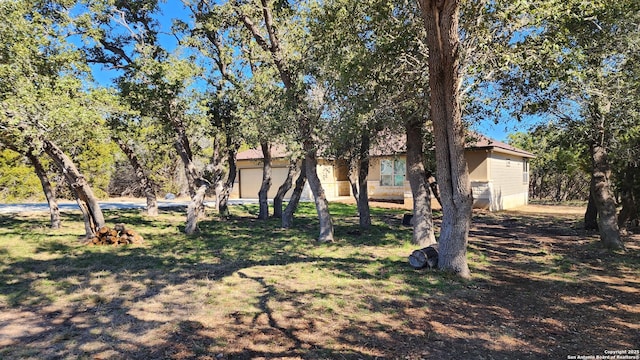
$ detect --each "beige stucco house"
[230,135,534,211]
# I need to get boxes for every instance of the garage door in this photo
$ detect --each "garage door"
[239,167,295,199]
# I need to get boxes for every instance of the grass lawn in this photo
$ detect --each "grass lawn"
[0,202,638,359]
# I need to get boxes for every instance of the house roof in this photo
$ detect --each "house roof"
[236,144,290,160]
[236,133,535,160]
[465,134,535,158]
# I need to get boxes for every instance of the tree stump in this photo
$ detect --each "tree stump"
[408,243,439,269]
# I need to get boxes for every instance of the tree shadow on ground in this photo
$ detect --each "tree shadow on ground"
[0,207,638,359]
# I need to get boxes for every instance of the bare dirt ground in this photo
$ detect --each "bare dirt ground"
[509,204,587,215]
[440,209,639,359]
[0,205,638,359]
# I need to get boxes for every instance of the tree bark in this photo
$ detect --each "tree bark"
[617,167,637,234]
[305,144,335,242]
[584,183,599,230]
[357,132,371,229]
[185,183,208,234]
[406,118,436,246]
[210,135,225,212]
[258,141,272,220]
[217,145,238,217]
[349,174,359,207]
[282,160,307,228]
[590,141,623,249]
[43,140,105,238]
[25,150,60,229]
[273,159,298,219]
[114,138,158,216]
[418,0,472,278]
[173,130,210,235]
[426,170,442,208]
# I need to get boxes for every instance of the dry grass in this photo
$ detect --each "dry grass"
[0,203,638,359]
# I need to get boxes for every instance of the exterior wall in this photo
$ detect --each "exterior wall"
[232,159,296,199]
[317,159,337,198]
[363,151,529,210]
[231,149,530,211]
[466,150,489,181]
[369,158,382,182]
[366,156,408,200]
[232,158,338,200]
[483,151,530,210]
[470,181,493,210]
[334,160,351,196]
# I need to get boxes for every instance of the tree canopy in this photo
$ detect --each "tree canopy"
[1,0,638,259]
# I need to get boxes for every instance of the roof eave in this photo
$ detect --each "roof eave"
[468,146,535,158]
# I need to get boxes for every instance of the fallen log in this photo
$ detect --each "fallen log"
[408,243,439,269]
[87,224,144,246]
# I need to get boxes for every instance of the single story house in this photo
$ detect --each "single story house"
[230,135,534,211]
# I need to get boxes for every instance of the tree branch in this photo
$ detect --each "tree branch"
[99,39,134,65]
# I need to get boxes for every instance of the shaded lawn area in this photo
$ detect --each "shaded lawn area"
[0,202,638,360]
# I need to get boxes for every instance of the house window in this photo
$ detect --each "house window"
[523,159,529,184]
[380,158,406,186]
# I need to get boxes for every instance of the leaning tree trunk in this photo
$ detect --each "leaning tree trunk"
[274,159,298,219]
[304,144,334,242]
[357,132,371,229]
[406,118,436,246]
[43,140,105,238]
[114,138,158,216]
[258,142,272,220]
[349,172,360,208]
[174,135,210,235]
[584,182,599,230]
[217,145,238,217]
[418,0,473,278]
[186,182,208,234]
[590,141,623,249]
[282,160,307,228]
[25,150,60,229]
[426,170,442,208]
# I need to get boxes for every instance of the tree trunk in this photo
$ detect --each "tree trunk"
[406,118,436,246]
[209,135,225,213]
[25,150,60,229]
[282,160,307,228]
[217,146,238,217]
[43,140,105,238]
[357,132,371,229]
[273,159,298,219]
[258,141,272,220]
[617,168,637,234]
[418,0,472,278]
[590,141,623,249]
[425,170,442,208]
[173,133,210,235]
[237,2,333,240]
[114,138,158,216]
[584,182,599,230]
[305,145,334,242]
[185,183,208,234]
[349,174,359,207]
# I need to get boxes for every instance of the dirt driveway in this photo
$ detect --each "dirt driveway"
[509,204,586,216]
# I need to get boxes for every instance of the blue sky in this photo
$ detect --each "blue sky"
[472,116,540,142]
